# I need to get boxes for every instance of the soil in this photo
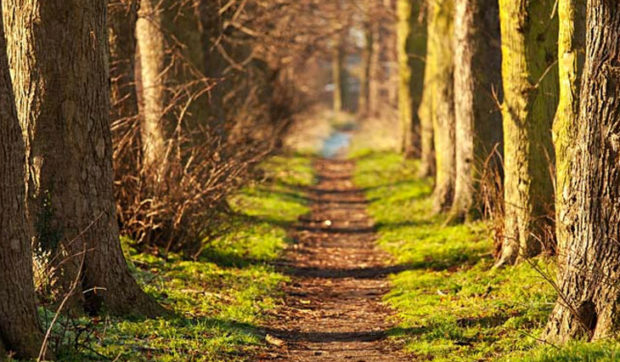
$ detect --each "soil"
[258,159,410,361]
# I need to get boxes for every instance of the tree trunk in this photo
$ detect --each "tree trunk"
[417,0,435,178]
[397,0,414,156]
[108,0,140,128]
[495,0,558,266]
[426,0,456,213]
[449,0,503,222]
[0,7,43,358]
[4,0,165,317]
[161,0,209,133]
[359,6,372,117]
[332,35,345,113]
[552,0,586,267]
[367,19,381,117]
[136,0,168,175]
[544,0,620,342]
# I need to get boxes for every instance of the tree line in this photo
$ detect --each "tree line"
[396,0,619,344]
[0,0,346,359]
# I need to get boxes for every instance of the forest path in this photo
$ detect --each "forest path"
[259,159,409,361]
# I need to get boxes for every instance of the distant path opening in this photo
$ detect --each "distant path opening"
[259,159,409,361]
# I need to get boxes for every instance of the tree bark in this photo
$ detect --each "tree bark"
[4,0,165,317]
[332,35,345,113]
[449,0,503,222]
[426,0,456,213]
[495,0,558,266]
[397,0,414,156]
[552,0,586,267]
[417,3,435,179]
[359,3,372,117]
[0,6,43,357]
[136,0,168,175]
[109,0,140,128]
[544,0,620,342]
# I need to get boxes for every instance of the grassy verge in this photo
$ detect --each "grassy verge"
[352,151,619,361]
[44,154,313,361]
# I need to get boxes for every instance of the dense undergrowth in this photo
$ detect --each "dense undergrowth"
[43,154,313,361]
[352,151,619,361]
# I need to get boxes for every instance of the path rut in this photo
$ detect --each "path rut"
[259,159,409,361]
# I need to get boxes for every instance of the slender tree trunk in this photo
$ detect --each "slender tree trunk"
[495,0,558,266]
[359,8,372,117]
[417,0,435,178]
[544,0,620,342]
[4,0,165,317]
[161,0,209,132]
[397,0,414,156]
[136,0,168,175]
[367,20,381,117]
[449,0,503,222]
[108,0,140,128]
[552,0,586,267]
[0,7,43,357]
[332,35,345,113]
[426,0,456,213]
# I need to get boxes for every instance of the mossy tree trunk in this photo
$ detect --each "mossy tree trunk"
[4,0,165,317]
[426,0,456,213]
[544,0,620,342]
[0,6,43,358]
[552,0,586,267]
[495,0,558,266]
[397,0,414,156]
[449,0,503,222]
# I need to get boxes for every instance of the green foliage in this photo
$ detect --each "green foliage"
[48,154,313,361]
[354,152,619,361]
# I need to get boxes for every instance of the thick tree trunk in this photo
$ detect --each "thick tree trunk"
[417,0,435,178]
[449,0,503,222]
[426,0,456,213]
[495,0,558,266]
[136,0,168,175]
[552,0,586,266]
[4,0,165,317]
[397,0,414,156]
[0,8,43,358]
[544,0,620,342]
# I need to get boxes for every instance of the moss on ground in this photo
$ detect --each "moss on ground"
[353,151,620,361]
[44,154,313,361]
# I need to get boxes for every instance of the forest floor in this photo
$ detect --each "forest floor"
[259,159,410,361]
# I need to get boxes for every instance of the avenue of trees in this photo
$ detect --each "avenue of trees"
[0,0,347,358]
[397,0,619,344]
[0,0,619,359]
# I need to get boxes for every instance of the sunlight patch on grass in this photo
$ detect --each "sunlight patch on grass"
[49,154,313,361]
[352,152,602,361]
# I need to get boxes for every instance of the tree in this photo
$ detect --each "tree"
[0,5,43,357]
[397,0,414,156]
[544,0,620,342]
[495,0,558,266]
[552,0,586,267]
[4,0,165,316]
[449,0,503,222]
[423,0,456,212]
[136,0,168,175]
[332,32,346,113]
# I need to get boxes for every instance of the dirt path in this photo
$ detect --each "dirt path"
[259,159,409,361]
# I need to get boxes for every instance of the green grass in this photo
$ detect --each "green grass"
[45,154,313,361]
[353,151,620,361]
